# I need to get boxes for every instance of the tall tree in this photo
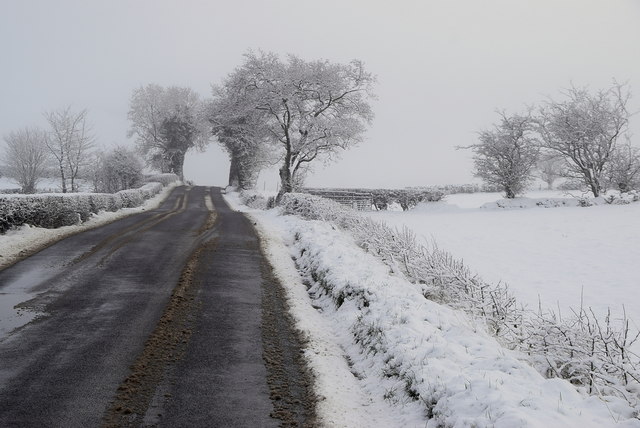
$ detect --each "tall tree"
[215,51,376,198]
[1,127,50,193]
[128,84,208,180]
[606,138,640,192]
[208,85,275,189]
[537,83,630,197]
[464,111,540,199]
[44,106,94,193]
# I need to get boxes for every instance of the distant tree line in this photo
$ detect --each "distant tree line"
[1,106,148,195]
[123,51,377,200]
[464,82,639,198]
[2,50,376,197]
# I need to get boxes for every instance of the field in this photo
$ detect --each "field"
[369,190,640,350]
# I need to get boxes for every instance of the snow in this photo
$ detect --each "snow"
[0,176,93,193]
[369,190,640,352]
[225,191,640,427]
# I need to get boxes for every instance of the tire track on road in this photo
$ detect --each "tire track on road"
[71,189,191,266]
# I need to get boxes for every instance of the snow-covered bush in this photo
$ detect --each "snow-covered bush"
[0,181,167,233]
[88,193,122,213]
[280,193,515,328]
[0,194,90,232]
[284,215,638,426]
[480,198,581,209]
[239,190,271,210]
[135,182,163,200]
[303,187,444,211]
[93,146,144,193]
[279,192,640,412]
[116,189,145,208]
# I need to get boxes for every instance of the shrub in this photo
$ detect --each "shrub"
[279,192,640,409]
[0,181,167,233]
[239,190,270,210]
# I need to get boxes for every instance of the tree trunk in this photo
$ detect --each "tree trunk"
[170,151,186,181]
[58,163,67,193]
[504,186,515,199]
[276,158,293,202]
[228,156,240,188]
[585,169,601,197]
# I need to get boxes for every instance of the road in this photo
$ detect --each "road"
[0,186,315,427]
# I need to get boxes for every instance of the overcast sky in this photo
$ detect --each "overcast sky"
[1,0,639,189]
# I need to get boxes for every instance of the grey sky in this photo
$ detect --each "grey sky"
[1,0,639,189]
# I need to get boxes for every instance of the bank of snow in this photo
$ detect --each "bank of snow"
[0,183,179,271]
[225,191,640,427]
[370,191,640,353]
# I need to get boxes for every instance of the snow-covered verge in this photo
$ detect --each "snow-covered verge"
[0,182,180,271]
[225,191,640,427]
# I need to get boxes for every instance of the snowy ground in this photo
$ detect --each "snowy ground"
[369,190,640,350]
[225,191,640,427]
[0,177,93,193]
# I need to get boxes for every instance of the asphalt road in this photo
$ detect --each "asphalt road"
[0,186,314,427]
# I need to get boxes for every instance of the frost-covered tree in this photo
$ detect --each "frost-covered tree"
[128,84,208,180]
[215,51,376,198]
[1,127,50,193]
[465,112,540,199]
[537,154,564,190]
[208,86,275,189]
[606,138,640,192]
[93,146,144,193]
[44,107,94,193]
[537,83,630,197]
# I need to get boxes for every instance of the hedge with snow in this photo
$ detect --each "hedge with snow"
[275,192,640,421]
[0,174,179,233]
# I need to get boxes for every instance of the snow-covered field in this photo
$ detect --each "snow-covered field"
[369,190,640,348]
[0,177,92,193]
[227,190,640,427]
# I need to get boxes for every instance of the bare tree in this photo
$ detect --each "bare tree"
[128,84,208,180]
[1,127,50,193]
[44,107,94,193]
[93,146,144,193]
[606,137,640,192]
[215,51,376,199]
[537,83,630,197]
[464,111,540,198]
[537,154,564,190]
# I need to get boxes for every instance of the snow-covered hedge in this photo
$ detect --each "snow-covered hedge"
[286,217,636,426]
[304,187,445,211]
[0,182,166,233]
[478,191,639,210]
[239,189,273,210]
[279,192,640,416]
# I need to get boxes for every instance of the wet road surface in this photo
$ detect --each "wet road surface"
[0,186,314,427]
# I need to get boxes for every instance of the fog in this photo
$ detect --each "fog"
[1,0,639,190]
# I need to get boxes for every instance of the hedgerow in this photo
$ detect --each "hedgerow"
[277,192,640,413]
[0,181,169,233]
